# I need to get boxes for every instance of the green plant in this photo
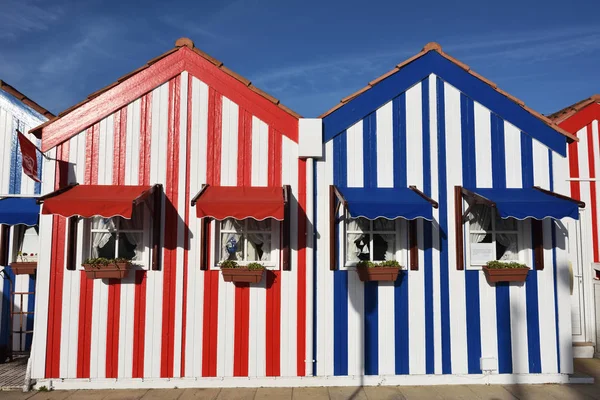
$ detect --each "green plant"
[82,257,132,267]
[219,260,239,269]
[356,260,402,268]
[485,260,528,269]
[246,262,266,270]
[38,386,49,392]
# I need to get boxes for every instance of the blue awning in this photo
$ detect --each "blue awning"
[336,187,435,220]
[463,187,581,220]
[0,197,40,226]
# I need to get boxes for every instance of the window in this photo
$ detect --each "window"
[467,204,521,268]
[215,218,279,268]
[85,207,149,267]
[11,225,39,263]
[345,217,401,266]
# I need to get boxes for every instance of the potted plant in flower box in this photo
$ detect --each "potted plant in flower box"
[356,260,403,282]
[220,260,265,283]
[82,257,132,280]
[482,260,530,283]
[10,251,38,275]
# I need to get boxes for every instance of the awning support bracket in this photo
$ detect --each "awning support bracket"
[190,184,209,207]
[409,185,439,209]
[36,183,79,204]
[533,186,585,208]
[460,187,496,223]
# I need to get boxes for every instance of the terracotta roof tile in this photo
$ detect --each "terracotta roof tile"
[548,94,600,124]
[31,38,301,137]
[318,42,578,142]
[0,80,55,120]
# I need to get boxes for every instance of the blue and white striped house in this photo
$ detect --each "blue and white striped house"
[0,81,52,358]
[313,43,582,384]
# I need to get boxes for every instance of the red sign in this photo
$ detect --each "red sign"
[17,130,41,183]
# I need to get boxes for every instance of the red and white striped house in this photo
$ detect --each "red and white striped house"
[29,38,320,388]
[550,96,600,358]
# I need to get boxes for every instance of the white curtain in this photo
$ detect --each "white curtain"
[91,217,115,258]
[119,208,144,260]
[496,217,519,260]
[347,219,369,262]
[469,205,492,243]
[220,219,243,261]
[373,218,396,261]
[246,219,271,262]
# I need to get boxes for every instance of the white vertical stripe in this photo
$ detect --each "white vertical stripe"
[444,82,467,374]
[185,77,208,376]
[406,83,423,188]
[30,147,57,379]
[473,104,498,370]
[429,75,442,375]
[145,83,168,378]
[474,103,492,188]
[279,136,298,376]
[376,102,393,188]
[346,121,363,188]
[172,71,188,377]
[532,141,557,373]
[125,100,141,186]
[220,96,239,187]
[0,109,10,194]
[504,122,522,188]
[316,141,335,376]
[251,116,269,187]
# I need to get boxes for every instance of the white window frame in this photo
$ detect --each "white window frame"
[81,213,151,271]
[10,225,39,263]
[465,204,531,270]
[342,216,407,269]
[211,218,281,270]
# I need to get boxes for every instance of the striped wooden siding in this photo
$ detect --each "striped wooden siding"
[314,74,573,377]
[0,88,46,353]
[31,72,311,380]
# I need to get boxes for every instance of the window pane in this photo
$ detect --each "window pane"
[495,215,517,231]
[91,232,116,258]
[470,233,492,244]
[246,218,271,232]
[468,205,491,232]
[247,232,271,261]
[92,217,115,231]
[347,233,370,261]
[221,233,244,261]
[221,218,243,232]
[348,217,369,232]
[119,207,144,230]
[496,234,518,260]
[373,218,394,232]
[118,232,143,261]
[373,233,395,261]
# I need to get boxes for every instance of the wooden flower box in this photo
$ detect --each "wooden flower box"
[357,267,401,282]
[482,266,530,283]
[82,262,131,280]
[221,268,264,283]
[10,262,37,275]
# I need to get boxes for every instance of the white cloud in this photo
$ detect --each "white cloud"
[0,0,64,40]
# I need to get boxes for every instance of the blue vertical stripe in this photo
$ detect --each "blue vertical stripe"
[436,78,452,374]
[521,133,541,373]
[333,133,348,376]
[363,281,378,375]
[393,94,407,189]
[394,274,409,374]
[26,276,35,351]
[364,113,377,188]
[0,268,12,346]
[490,113,512,373]
[461,94,482,374]
[421,79,434,374]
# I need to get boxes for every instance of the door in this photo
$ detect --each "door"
[569,212,587,342]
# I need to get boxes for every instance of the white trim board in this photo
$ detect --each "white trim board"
[36,373,582,390]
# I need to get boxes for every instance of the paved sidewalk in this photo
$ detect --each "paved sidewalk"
[1,359,598,400]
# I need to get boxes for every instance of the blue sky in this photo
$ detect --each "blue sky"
[1,0,599,118]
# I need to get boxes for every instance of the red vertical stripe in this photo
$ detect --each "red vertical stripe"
[161,76,181,378]
[180,75,193,377]
[296,158,307,376]
[202,88,222,377]
[76,126,99,378]
[265,127,283,377]
[587,124,599,263]
[106,108,127,378]
[569,140,581,200]
[132,92,152,378]
[44,142,69,378]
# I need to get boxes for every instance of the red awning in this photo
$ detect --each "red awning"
[40,184,155,219]
[193,186,286,220]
